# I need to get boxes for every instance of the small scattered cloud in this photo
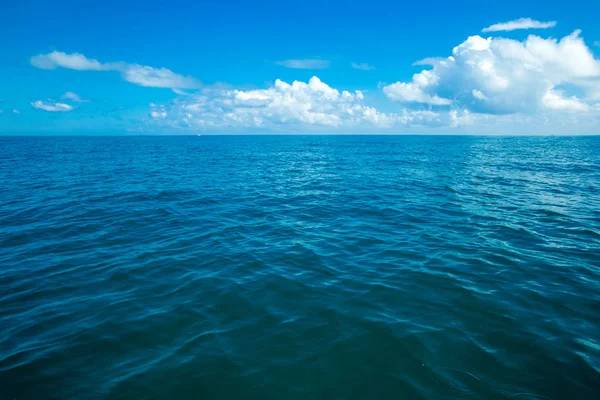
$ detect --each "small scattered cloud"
[150,105,168,119]
[1,108,20,115]
[275,59,330,69]
[482,18,557,32]
[31,51,108,71]
[31,51,201,89]
[1,109,21,115]
[172,88,190,95]
[61,91,89,103]
[31,100,74,112]
[120,65,200,88]
[351,62,375,70]
[595,41,600,47]
[472,89,489,101]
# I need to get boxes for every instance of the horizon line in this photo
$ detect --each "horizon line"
[1,133,599,137]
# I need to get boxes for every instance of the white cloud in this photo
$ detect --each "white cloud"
[351,62,375,70]
[472,89,489,100]
[1,108,22,115]
[542,88,590,111]
[150,110,168,118]
[149,77,407,130]
[383,30,600,115]
[449,109,474,127]
[31,100,74,112]
[149,103,169,119]
[383,81,452,105]
[121,65,200,89]
[482,18,557,33]
[149,72,600,133]
[62,92,89,102]
[31,51,201,89]
[275,59,330,69]
[172,88,190,95]
[31,51,109,70]
[147,76,484,132]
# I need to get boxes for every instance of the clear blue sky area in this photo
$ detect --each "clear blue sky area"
[1,0,599,134]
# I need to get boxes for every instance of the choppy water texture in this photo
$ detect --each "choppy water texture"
[1,135,599,400]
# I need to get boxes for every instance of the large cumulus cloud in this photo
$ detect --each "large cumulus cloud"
[383,30,600,115]
[150,77,406,130]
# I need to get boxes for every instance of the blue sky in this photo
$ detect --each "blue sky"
[1,0,600,134]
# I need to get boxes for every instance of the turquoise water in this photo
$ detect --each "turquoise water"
[1,135,599,399]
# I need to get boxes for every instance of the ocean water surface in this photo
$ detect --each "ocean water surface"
[1,135,599,399]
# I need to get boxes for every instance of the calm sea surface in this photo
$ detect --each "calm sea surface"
[1,135,599,399]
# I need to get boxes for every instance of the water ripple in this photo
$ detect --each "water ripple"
[1,135,599,399]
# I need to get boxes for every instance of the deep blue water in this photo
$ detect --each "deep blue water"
[1,135,599,400]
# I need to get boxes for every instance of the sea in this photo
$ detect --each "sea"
[1,135,599,399]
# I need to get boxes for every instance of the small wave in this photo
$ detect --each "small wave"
[1,135,599,399]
